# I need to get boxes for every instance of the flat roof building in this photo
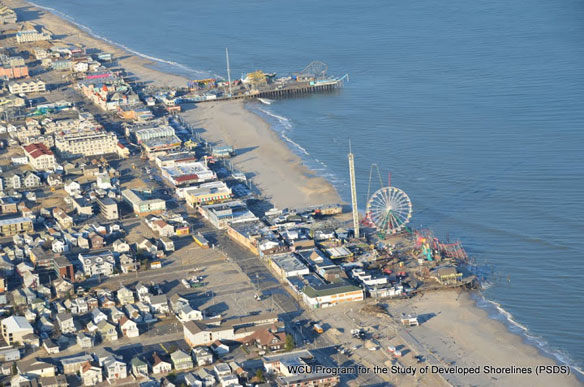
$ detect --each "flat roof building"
[98,197,119,220]
[0,216,33,236]
[122,189,166,216]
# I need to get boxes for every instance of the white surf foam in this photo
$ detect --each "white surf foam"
[474,293,584,378]
[29,2,211,79]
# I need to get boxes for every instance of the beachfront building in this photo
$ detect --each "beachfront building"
[0,216,33,236]
[133,125,175,143]
[269,253,310,279]
[22,143,56,171]
[183,181,232,207]
[0,4,17,24]
[160,160,215,187]
[8,79,46,94]
[54,129,119,159]
[16,23,52,43]
[286,275,364,309]
[200,200,258,229]
[122,189,166,216]
[155,151,197,168]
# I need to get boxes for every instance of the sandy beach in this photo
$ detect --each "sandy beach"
[404,291,581,386]
[5,1,582,384]
[182,102,342,209]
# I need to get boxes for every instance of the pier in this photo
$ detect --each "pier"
[184,60,348,103]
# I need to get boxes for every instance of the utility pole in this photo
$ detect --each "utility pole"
[225,48,233,96]
[348,141,360,238]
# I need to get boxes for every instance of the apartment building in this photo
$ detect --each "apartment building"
[8,79,46,94]
[55,129,118,159]
[97,197,119,220]
[16,23,52,43]
[0,216,33,236]
[22,143,56,171]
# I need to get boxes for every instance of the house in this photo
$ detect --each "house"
[152,352,172,374]
[78,251,115,277]
[77,332,94,348]
[150,295,169,314]
[102,356,127,382]
[170,349,193,371]
[89,232,104,249]
[70,297,88,315]
[43,338,59,354]
[119,317,139,338]
[60,354,94,374]
[22,171,41,188]
[194,368,216,386]
[119,254,138,273]
[135,282,149,298]
[124,304,141,321]
[112,239,130,253]
[97,320,118,341]
[64,181,81,196]
[91,308,107,324]
[117,286,135,305]
[1,315,33,345]
[38,375,68,387]
[159,237,175,252]
[193,347,214,366]
[244,326,286,352]
[131,357,149,378]
[18,359,56,378]
[150,219,174,237]
[56,313,75,334]
[80,362,103,386]
[178,305,203,322]
[109,306,125,324]
[137,239,157,256]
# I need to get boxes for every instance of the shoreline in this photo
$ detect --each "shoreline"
[8,0,582,382]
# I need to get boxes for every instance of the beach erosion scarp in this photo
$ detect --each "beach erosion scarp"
[10,0,583,384]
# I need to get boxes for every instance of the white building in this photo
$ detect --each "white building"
[1,315,33,345]
[78,251,115,277]
[22,143,56,171]
[8,79,46,94]
[55,129,118,159]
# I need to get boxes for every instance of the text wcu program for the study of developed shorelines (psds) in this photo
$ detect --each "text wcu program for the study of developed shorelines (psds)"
[287,364,572,377]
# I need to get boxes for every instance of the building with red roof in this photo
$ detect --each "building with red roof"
[22,142,56,171]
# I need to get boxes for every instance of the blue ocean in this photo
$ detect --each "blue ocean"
[32,0,584,372]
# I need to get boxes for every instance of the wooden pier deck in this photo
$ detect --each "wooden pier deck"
[191,77,346,103]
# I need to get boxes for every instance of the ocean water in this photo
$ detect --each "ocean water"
[32,0,584,372]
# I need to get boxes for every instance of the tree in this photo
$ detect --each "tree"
[255,369,265,382]
[285,334,295,351]
[11,362,17,375]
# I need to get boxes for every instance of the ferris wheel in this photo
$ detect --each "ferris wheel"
[365,186,412,234]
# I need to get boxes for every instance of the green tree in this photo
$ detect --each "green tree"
[255,368,265,382]
[285,334,295,351]
[11,362,17,375]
